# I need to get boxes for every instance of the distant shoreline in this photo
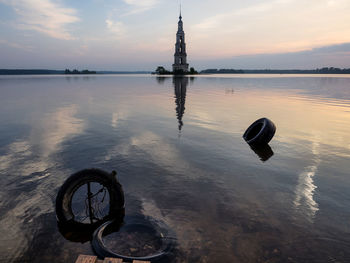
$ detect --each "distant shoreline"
[0,69,151,75]
[200,67,350,74]
[1,67,350,75]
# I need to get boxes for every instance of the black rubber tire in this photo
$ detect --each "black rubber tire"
[55,168,125,226]
[243,118,276,145]
[92,215,174,262]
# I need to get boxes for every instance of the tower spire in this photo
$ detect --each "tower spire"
[179,2,182,19]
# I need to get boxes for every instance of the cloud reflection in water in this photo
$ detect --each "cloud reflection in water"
[293,140,320,222]
[0,104,85,260]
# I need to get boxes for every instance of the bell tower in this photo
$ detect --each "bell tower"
[172,8,189,73]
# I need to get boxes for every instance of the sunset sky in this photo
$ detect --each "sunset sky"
[1,0,350,70]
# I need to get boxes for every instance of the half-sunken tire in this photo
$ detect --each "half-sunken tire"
[55,168,125,226]
[243,118,276,145]
[92,215,174,262]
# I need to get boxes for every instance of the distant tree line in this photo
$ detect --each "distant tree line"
[200,67,350,74]
[0,69,64,75]
[201,69,244,74]
[0,69,151,75]
[98,71,151,74]
[0,69,96,75]
[64,69,96,74]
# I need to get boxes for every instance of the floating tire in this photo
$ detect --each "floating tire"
[92,215,175,262]
[55,168,125,227]
[243,118,276,145]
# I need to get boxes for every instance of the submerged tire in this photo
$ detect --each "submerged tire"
[55,168,125,226]
[92,215,175,262]
[243,118,276,145]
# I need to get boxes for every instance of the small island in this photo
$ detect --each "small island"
[64,69,96,74]
[153,66,198,75]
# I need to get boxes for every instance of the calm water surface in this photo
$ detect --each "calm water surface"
[1,74,350,262]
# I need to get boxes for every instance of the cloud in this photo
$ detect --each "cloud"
[106,19,126,37]
[192,42,350,69]
[192,0,292,32]
[192,15,222,30]
[1,0,79,40]
[311,42,350,53]
[122,0,158,15]
[0,39,33,51]
[190,0,350,58]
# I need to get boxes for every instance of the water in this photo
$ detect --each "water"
[1,74,350,262]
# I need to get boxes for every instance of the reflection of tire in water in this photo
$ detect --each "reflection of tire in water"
[57,217,124,243]
[55,169,125,227]
[250,143,274,162]
[71,181,109,223]
[92,215,175,262]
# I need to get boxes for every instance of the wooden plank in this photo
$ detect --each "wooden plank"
[75,255,97,263]
[103,257,123,263]
[132,260,151,263]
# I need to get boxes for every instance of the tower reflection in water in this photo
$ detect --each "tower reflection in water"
[173,77,189,132]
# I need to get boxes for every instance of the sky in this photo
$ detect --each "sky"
[1,0,350,70]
